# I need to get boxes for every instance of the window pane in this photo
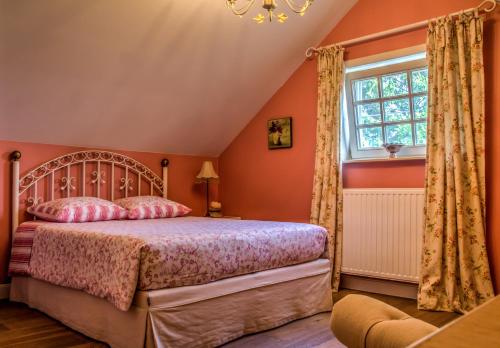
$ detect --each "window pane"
[411,69,428,93]
[385,123,413,145]
[413,95,428,119]
[381,72,409,97]
[415,121,427,145]
[359,127,383,148]
[356,103,382,125]
[383,98,411,122]
[353,78,379,101]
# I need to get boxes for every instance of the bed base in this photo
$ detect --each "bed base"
[10,259,332,348]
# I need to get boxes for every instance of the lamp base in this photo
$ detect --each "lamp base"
[205,180,210,217]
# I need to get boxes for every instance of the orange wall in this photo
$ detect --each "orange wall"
[0,140,218,282]
[219,0,500,291]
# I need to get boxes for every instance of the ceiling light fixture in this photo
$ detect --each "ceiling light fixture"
[226,0,314,24]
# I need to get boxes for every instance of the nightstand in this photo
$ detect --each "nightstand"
[210,215,241,220]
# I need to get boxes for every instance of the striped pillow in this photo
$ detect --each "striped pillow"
[114,196,192,220]
[27,197,128,222]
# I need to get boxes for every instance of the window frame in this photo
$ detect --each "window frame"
[345,57,428,160]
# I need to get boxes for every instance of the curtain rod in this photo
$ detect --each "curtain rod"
[305,0,498,59]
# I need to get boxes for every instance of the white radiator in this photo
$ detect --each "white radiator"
[342,189,424,283]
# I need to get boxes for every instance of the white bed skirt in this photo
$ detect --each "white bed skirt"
[10,259,332,348]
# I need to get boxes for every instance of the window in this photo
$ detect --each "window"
[344,52,428,160]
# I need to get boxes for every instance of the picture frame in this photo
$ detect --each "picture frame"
[267,117,293,150]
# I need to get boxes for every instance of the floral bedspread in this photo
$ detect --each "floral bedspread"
[14,217,327,311]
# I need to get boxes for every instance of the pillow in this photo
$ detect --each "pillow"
[27,197,128,223]
[114,196,192,220]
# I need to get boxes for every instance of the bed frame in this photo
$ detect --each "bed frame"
[8,150,332,348]
[10,149,169,240]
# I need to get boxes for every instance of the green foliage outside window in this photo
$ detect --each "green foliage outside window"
[353,78,379,101]
[415,122,427,145]
[352,67,429,149]
[357,103,381,125]
[382,73,409,97]
[384,98,411,122]
[413,96,428,119]
[411,69,428,93]
[386,124,413,145]
[359,127,383,148]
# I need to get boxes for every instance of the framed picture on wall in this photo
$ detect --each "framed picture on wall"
[267,117,293,150]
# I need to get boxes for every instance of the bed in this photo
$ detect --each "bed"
[7,150,332,348]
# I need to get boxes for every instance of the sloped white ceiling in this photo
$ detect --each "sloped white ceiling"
[0,0,356,156]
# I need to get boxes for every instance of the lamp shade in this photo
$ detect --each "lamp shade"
[196,161,219,180]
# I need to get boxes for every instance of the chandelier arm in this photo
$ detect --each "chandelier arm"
[282,0,313,14]
[226,0,257,16]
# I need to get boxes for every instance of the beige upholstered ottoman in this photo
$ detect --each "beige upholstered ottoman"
[330,295,437,348]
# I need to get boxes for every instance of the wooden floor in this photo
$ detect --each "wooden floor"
[0,290,460,348]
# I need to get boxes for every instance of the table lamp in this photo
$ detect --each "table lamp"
[196,161,219,216]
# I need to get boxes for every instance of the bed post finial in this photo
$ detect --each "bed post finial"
[161,159,169,198]
[10,150,21,161]
[11,150,21,246]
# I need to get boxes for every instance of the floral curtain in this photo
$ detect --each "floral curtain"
[310,46,344,291]
[418,11,494,313]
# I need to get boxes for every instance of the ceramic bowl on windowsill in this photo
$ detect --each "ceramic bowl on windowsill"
[383,143,404,158]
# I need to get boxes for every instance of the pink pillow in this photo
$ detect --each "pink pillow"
[114,196,192,219]
[27,197,128,223]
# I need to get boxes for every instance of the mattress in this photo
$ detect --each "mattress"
[11,217,327,310]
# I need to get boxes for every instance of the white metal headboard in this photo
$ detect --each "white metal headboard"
[10,150,169,236]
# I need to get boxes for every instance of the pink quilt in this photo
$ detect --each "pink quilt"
[10,217,327,311]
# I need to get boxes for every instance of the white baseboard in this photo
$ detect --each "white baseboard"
[0,283,10,300]
[341,274,418,299]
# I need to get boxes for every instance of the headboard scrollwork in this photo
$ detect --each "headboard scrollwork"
[10,150,169,241]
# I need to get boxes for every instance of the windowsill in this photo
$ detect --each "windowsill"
[343,156,425,164]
